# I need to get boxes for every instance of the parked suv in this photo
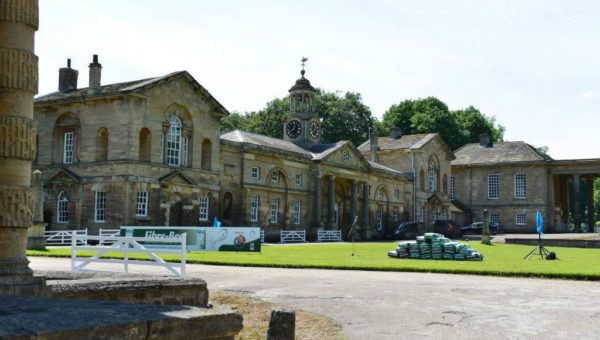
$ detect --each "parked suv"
[391,221,419,240]
[432,220,461,238]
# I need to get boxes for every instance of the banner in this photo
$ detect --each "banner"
[120,226,261,252]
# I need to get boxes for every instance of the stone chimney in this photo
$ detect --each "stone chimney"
[389,127,402,139]
[370,125,378,162]
[58,58,78,92]
[479,133,491,147]
[88,54,102,91]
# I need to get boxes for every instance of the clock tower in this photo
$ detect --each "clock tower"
[284,57,321,146]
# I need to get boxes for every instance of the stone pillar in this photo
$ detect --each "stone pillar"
[362,183,370,238]
[314,174,322,227]
[0,0,45,295]
[586,177,595,233]
[573,174,581,233]
[327,175,335,228]
[350,180,358,224]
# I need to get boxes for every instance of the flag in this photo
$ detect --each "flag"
[213,217,221,229]
[536,211,544,234]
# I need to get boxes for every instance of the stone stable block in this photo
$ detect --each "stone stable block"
[0,295,243,340]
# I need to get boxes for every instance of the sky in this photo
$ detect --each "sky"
[37,0,600,160]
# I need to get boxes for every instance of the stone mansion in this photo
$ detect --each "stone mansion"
[34,56,599,238]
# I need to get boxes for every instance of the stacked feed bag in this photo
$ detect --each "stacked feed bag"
[387,234,484,261]
[395,242,410,258]
[409,241,421,258]
[419,242,431,259]
[431,238,445,259]
[443,242,457,260]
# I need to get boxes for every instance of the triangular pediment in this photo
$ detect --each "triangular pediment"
[46,168,81,184]
[427,192,444,206]
[159,170,196,185]
[318,142,370,170]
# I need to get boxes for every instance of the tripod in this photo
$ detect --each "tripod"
[524,233,556,260]
[347,216,359,256]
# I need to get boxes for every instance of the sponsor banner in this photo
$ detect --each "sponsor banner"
[120,226,261,252]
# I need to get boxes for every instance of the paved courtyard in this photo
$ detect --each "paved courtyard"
[30,257,600,339]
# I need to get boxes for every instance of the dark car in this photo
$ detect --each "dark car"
[461,222,504,235]
[432,220,461,238]
[391,221,419,240]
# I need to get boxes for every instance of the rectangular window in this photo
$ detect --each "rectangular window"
[199,196,209,221]
[251,167,260,180]
[377,188,383,199]
[376,209,383,230]
[270,197,279,223]
[450,176,456,199]
[488,174,500,199]
[394,188,400,200]
[271,171,279,183]
[516,212,527,225]
[430,208,437,222]
[294,200,302,224]
[181,136,189,167]
[57,198,68,223]
[417,206,424,223]
[136,191,148,217]
[167,132,180,166]
[250,195,258,222]
[514,173,527,199]
[295,174,303,188]
[392,208,398,222]
[490,213,500,224]
[160,132,164,163]
[94,191,106,223]
[63,132,74,164]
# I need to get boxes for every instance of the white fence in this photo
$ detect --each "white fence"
[44,229,87,246]
[261,229,265,243]
[280,230,306,243]
[71,233,187,278]
[98,228,121,245]
[317,229,342,242]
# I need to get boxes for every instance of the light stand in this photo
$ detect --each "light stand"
[347,216,359,257]
[524,232,556,260]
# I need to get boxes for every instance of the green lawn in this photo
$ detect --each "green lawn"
[27,241,600,280]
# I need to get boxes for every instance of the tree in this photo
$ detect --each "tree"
[380,97,504,150]
[231,89,375,146]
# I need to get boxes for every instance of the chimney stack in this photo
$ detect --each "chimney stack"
[58,58,78,92]
[88,54,102,92]
[479,133,491,147]
[370,125,379,162]
[389,127,402,140]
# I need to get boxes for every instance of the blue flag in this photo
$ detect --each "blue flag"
[213,217,221,229]
[536,211,544,234]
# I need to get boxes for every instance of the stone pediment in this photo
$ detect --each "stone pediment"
[427,192,445,206]
[320,143,370,171]
[46,168,81,184]
[159,171,196,185]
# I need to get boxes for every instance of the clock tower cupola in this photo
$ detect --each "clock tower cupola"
[284,57,321,146]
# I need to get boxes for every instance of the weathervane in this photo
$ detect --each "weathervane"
[301,56,308,76]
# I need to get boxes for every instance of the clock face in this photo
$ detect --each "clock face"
[286,119,302,138]
[309,120,320,140]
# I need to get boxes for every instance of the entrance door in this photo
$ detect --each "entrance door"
[171,201,183,226]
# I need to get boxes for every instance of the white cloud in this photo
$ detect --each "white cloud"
[580,90,594,100]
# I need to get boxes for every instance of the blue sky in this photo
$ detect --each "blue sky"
[37,0,600,159]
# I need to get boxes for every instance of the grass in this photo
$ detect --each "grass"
[27,241,600,280]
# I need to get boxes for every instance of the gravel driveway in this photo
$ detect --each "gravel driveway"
[29,257,600,339]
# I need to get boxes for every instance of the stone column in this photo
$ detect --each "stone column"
[586,177,595,233]
[350,180,357,224]
[0,0,45,295]
[362,182,370,227]
[573,174,581,233]
[27,170,46,249]
[313,174,322,227]
[327,176,335,229]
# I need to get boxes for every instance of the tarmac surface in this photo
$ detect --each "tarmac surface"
[29,256,600,339]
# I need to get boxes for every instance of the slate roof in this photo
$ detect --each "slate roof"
[357,134,435,151]
[220,130,312,158]
[452,141,553,166]
[34,71,230,116]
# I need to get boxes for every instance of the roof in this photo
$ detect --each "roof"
[220,130,312,157]
[307,141,348,160]
[288,71,316,92]
[358,134,435,151]
[34,71,230,116]
[452,141,553,166]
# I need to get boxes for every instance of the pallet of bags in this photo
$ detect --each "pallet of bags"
[388,250,399,258]
[419,242,431,259]
[409,241,421,258]
[395,242,410,258]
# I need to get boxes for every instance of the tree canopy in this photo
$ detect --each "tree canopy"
[221,89,374,146]
[380,97,504,150]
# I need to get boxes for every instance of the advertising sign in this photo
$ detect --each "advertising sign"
[120,226,261,252]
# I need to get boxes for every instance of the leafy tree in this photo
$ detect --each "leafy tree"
[380,97,504,150]
[228,89,375,146]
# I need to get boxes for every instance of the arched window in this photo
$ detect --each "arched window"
[139,128,151,162]
[96,127,108,161]
[57,191,69,223]
[201,139,212,170]
[166,115,182,166]
[419,169,425,191]
[428,159,437,192]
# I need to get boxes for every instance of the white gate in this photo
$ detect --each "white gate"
[317,229,342,242]
[280,230,306,243]
[45,229,87,246]
[71,233,187,278]
[98,228,121,245]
